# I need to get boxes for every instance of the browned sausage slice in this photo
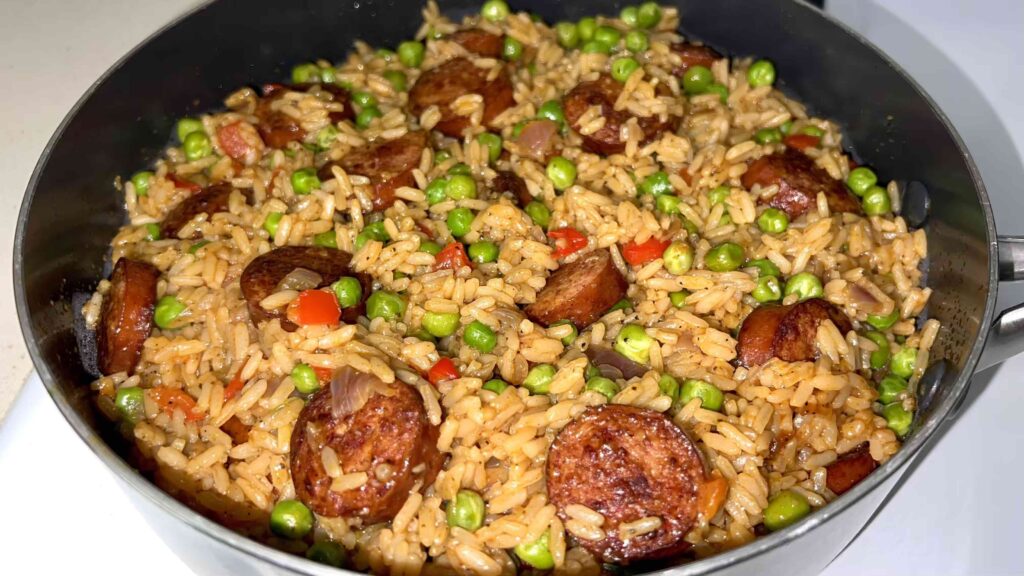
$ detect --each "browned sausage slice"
[97,258,160,375]
[289,369,443,522]
[547,405,704,564]
[563,74,678,156]
[255,84,354,148]
[409,57,515,138]
[736,298,853,367]
[319,130,427,212]
[741,149,862,219]
[239,246,371,330]
[825,442,877,495]
[669,42,722,75]
[524,249,627,329]
[161,183,250,239]
[492,170,533,207]
[447,28,504,58]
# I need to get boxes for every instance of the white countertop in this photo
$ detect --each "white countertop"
[1,1,1022,575]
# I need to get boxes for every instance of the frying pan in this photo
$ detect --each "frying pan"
[14,0,1024,574]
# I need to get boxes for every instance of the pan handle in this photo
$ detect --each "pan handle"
[976,235,1024,371]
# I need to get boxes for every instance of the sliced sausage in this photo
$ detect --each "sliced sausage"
[319,130,427,211]
[669,42,722,75]
[547,405,705,564]
[409,57,515,138]
[289,371,443,522]
[741,149,862,220]
[825,442,877,495]
[255,84,354,149]
[492,170,533,207]
[447,28,504,58]
[736,298,853,367]
[239,246,371,330]
[97,258,160,375]
[524,249,628,330]
[563,74,678,156]
[161,183,250,239]
[221,416,250,445]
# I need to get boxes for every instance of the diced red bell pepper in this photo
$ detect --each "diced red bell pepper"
[428,357,460,386]
[224,368,245,401]
[314,367,335,382]
[433,242,470,271]
[677,167,694,186]
[217,122,256,161]
[166,173,202,193]
[548,227,588,259]
[783,133,821,150]
[622,237,671,267]
[287,289,341,327]
[149,386,204,421]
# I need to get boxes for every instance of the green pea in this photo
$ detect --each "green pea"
[131,171,154,196]
[586,376,619,400]
[582,40,612,55]
[862,185,891,216]
[290,363,320,394]
[891,347,917,378]
[679,378,724,411]
[614,324,653,364]
[355,106,382,129]
[270,499,314,539]
[866,307,900,330]
[514,531,555,570]
[637,1,662,28]
[290,167,321,195]
[114,386,145,424]
[319,66,337,84]
[448,162,472,176]
[397,40,425,68]
[523,364,556,395]
[446,174,478,200]
[446,489,486,531]
[611,57,640,82]
[744,258,781,278]
[780,120,794,135]
[263,212,283,238]
[763,490,810,532]
[366,291,406,322]
[183,131,212,161]
[537,100,566,128]
[421,311,460,338]
[704,242,744,272]
[801,125,825,138]
[546,156,577,191]
[468,241,499,264]
[411,328,436,343]
[623,30,650,54]
[483,379,508,394]
[382,69,407,92]
[188,240,210,254]
[755,127,783,145]
[585,363,602,381]
[306,541,346,568]
[883,402,913,437]
[434,150,452,165]
[176,118,204,142]
[747,59,776,87]
[464,320,497,353]
[658,374,680,403]
[447,208,475,238]
[313,230,337,249]
[846,166,877,196]
[143,223,161,241]
[620,6,639,27]
[550,319,578,346]
[355,221,390,251]
[639,171,672,196]
[656,194,680,214]
[503,36,523,61]
[525,201,551,230]
[425,178,449,205]
[291,63,321,84]
[577,17,598,42]
[669,290,689,308]
[757,207,789,234]
[154,296,186,329]
[481,0,510,22]
[329,277,362,309]
[350,90,375,107]
[862,331,891,370]
[877,374,907,404]
[752,275,782,303]
[594,26,621,47]
[663,241,694,275]
[609,298,633,313]
[708,185,730,206]
[706,82,729,103]
[682,65,713,94]
[556,21,580,49]
[420,240,442,256]
[476,133,503,164]
[314,126,339,150]
[784,272,823,301]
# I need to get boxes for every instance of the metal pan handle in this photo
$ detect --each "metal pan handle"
[976,236,1024,371]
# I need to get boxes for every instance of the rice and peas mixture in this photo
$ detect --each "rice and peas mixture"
[84,1,939,573]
